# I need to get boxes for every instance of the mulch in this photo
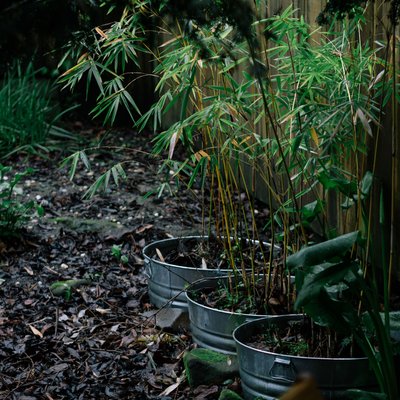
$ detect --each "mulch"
[0,126,215,399]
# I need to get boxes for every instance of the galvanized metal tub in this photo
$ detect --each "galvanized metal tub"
[233,317,378,400]
[186,275,267,355]
[143,236,231,309]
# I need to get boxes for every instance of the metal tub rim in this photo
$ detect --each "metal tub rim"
[186,275,275,319]
[143,235,281,271]
[143,236,213,271]
[233,316,370,362]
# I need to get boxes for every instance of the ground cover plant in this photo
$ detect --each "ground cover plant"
[0,62,76,159]
[0,164,43,237]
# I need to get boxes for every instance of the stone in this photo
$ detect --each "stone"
[142,308,189,331]
[183,348,238,387]
[48,217,134,240]
[218,389,243,400]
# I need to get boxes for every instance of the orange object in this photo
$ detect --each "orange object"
[279,376,324,400]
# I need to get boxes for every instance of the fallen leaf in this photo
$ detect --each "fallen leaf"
[41,324,53,335]
[29,325,43,338]
[132,254,144,265]
[95,308,111,315]
[268,297,280,306]
[67,347,81,359]
[155,248,165,262]
[193,385,219,399]
[58,313,69,322]
[160,374,185,396]
[45,363,69,375]
[136,224,153,234]
[126,299,139,308]
[119,335,136,347]
[23,265,34,276]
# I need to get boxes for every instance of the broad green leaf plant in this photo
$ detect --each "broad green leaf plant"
[287,231,399,400]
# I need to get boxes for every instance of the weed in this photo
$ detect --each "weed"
[0,164,43,237]
[111,244,129,264]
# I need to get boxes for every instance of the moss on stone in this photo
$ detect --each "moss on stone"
[183,348,238,387]
[190,348,230,363]
[218,388,243,400]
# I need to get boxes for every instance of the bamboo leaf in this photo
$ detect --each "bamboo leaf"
[111,166,119,186]
[95,27,108,39]
[310,127,319,146]
[59,152,80,181]
[29,325,43,338]
[194,150,210,161]
[79,151,91,170]
[168,130,181,159]
[90,61,104,94]
[356,108,372,137]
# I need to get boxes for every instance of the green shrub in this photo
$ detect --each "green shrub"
[0,62,74,158]
[0,164,43,237]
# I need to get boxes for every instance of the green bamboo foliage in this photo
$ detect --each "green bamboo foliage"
[60,1,398,271]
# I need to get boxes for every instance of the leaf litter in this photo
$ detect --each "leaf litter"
[0,128,202,399]
[0,127,272,399]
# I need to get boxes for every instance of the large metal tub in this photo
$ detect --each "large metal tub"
[233,317,378,399]
[143,236,230,309]
[186,275,269,355]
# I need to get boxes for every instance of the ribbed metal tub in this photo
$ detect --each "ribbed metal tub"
[186,275,267,355]
[233,317,377,400]
[143,236,231,309]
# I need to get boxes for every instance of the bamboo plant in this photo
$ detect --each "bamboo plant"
[59,1,399,396]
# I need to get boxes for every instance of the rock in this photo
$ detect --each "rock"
[218,389,243,400]
[142,308,189,331]
[48,217,134,240]
[183,348,238,387]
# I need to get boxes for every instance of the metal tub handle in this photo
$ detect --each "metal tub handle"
[269,357,297,383]
[144,258,151,278]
